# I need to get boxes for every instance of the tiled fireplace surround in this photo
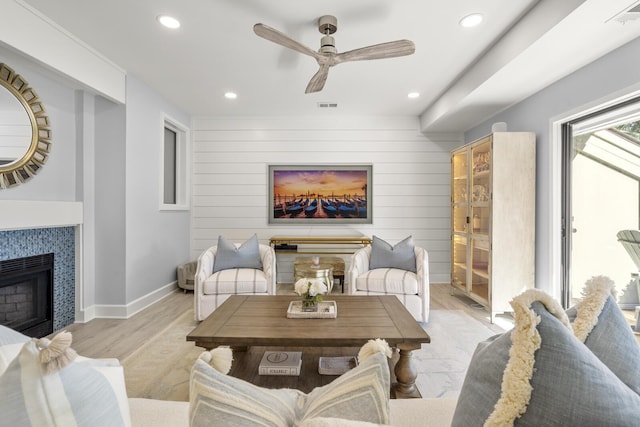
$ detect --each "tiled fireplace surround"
[0,227,75,331]
[1,200,83,331]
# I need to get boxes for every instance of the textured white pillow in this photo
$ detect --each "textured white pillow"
[0,325,30,375]
[0,339,132,427]
[190,349,390,426]
[299,418,386,427]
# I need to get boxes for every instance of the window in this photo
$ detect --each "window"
[160,115,190,210]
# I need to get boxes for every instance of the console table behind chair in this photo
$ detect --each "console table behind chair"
[270,236,371,289]
[270,236,372,254]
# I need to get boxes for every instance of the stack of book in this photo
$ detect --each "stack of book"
[258,351,302,376]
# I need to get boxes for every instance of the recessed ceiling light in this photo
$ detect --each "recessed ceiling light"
[224,92,238,99]
[459,13,483,28]
[408,92,420,99]
[157,15,180,29]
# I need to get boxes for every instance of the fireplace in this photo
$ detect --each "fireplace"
[0,253,54,338]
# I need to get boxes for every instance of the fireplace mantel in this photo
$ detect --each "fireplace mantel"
[0,201,83,231]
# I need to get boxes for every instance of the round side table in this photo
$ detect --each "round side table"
[294,263,334,293]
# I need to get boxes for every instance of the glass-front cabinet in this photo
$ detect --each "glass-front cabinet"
[450,133,536,321]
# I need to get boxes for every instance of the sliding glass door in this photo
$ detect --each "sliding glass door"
[561,99,640,307]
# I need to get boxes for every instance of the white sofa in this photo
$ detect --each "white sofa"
[0,324,456,427]
[194,243,276,321]
[348,245,430,322]
[128,396,458,427]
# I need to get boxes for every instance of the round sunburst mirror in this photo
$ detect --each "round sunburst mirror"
[0,63,51,189]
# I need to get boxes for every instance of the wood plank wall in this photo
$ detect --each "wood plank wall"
[190,116,462,285]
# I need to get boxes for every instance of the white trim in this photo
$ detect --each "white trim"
[0,200,83,231]
[85,281,179,320]
[74,225,84,323]
[159,114,190,211]
[2,1,126,103]
[548,119,564,302]
[548,81,640,302]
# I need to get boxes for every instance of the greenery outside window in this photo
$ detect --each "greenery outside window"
[160,115,190,210]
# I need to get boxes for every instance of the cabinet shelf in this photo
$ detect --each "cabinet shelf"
[453,262,468,270]
[471,268,489,279]
[472,170,490,178]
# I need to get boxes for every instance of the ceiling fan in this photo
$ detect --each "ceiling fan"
[253,15,415,94]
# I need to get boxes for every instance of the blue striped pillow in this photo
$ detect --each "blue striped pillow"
[0,339,132,426]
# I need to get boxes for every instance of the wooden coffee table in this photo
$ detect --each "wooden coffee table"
[186,295,430,398]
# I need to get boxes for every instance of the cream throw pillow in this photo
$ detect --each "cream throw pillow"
[189,342,391,426]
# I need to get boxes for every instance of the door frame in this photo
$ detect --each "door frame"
[552,93,640,307]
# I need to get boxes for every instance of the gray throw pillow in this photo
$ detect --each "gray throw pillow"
[369,235,416,273]
[212,234,263,273]
[565,276,640,395]
[452,291,640,427]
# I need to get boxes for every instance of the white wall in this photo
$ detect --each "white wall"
[465,36,640,299]
[191,116,460,285]
[0,47,193,318]
[94,96,126,305]
[125,75,191,303]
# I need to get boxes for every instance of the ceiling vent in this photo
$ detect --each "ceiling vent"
[317,102,338,108]
[608,1,640,24]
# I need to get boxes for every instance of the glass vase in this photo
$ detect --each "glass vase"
[301,295,318,312]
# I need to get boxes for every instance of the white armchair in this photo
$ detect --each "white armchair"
[194,243,276,321]
[348,246,429,322]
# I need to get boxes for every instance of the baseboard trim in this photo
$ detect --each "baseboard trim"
[81,281,179,320]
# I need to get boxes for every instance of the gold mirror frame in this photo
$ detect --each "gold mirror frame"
[0,63,51,189]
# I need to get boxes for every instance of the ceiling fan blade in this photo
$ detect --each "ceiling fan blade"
[305,64,330,94]
[254,23,322,60]
[335,40,415,64]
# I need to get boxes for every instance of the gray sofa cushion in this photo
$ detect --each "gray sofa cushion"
[452,288,640,426]
[369,235,416,273]
[212,234,263,273]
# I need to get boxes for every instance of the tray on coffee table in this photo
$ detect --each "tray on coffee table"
[287,300,337,318]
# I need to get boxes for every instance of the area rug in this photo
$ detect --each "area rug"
[416,309,502,398]
[121,309,202,401]
[121,307,504,401]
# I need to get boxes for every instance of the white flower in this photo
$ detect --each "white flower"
[308,279,328,297]
[294,278,310,296]
[294,278,328,297]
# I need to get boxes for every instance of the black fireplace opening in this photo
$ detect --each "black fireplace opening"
[0,253,54,338]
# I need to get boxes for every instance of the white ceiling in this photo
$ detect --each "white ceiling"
[19,0,640,132]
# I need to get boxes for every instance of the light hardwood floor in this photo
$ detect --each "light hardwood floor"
[63,291,192,360]
[63,284,510,359]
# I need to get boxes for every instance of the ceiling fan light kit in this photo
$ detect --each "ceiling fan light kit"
[253,15,415,94]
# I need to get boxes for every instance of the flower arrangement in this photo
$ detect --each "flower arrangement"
[294,278,328,310]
